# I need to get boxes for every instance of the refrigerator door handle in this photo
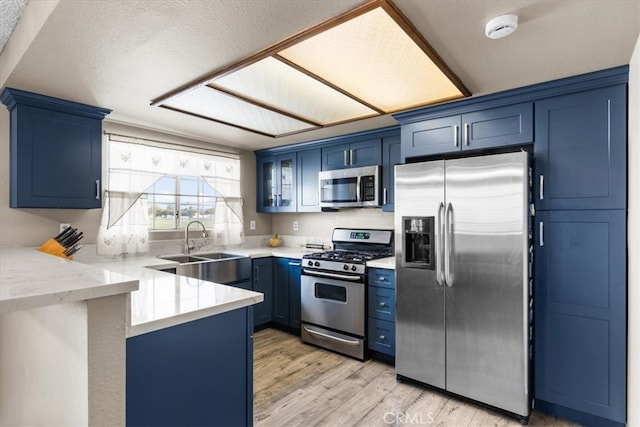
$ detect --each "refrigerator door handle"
[444,202,454,287]
[436,202,445,286]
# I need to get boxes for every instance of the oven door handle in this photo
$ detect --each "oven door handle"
[303,326,361,345]
[302,269,362,281]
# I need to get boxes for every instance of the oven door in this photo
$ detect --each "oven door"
[300,270,365,337]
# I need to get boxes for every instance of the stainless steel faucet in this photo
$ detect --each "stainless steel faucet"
[184,220,209,254]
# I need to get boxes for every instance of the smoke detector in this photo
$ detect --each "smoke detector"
[485,14,518,39]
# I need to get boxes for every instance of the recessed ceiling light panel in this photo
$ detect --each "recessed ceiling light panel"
[153,0,470,138]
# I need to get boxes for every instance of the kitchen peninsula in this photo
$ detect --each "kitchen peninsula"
[0,247,263,426]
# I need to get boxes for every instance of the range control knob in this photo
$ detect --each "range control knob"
[307,260,313,267]
[314,261,320,267]
[343,264,349,271]
[351,265,357,271]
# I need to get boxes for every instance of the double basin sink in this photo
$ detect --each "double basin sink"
[156,252,251,285]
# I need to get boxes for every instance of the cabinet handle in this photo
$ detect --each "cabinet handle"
[464,123,469,146]
[288,262,301,266]
[379,335,386,340]
[383,188,388,205]
[254,266,259,282]
[539,175,544,200]
[95,180,100,200]
[539,221,544,247]
[343,150,349,166]
[379,302,387,307]
[349,149,354,165]
[453,125,459,147]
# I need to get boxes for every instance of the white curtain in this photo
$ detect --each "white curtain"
[97,194,149,255]
[96,135,243,255]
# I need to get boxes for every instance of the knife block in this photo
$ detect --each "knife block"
[38,238,73,260]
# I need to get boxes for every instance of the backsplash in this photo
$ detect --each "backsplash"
[271,209,394,242]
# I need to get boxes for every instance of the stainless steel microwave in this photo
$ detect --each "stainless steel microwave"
[318,165,381,209]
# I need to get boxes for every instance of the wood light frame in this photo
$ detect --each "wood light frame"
[152,0,471,138]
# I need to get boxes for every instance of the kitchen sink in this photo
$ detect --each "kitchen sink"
[194,252,240,260]
[155,252,251,284]
[158,255,211,263]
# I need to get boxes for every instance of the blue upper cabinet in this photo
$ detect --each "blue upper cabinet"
[296,148,321,212]
[321,138,382,170]
[400,103,533,160]
[534,85,627,210]
[257,153,297,213]
[401,115,461,157]
[382,135,400,212]
[0,88,111,208]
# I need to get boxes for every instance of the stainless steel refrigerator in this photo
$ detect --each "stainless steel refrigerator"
[395,151,531,418]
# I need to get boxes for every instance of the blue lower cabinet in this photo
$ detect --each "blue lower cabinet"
[535,210,626,425]
[126,308,253,426]
[272,258,302,330]
[368,318,395,356]
[367,268,396,357]
[252,257,273,327]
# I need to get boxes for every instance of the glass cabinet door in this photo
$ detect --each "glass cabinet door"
[259,157,276,211]
[257,154,296,212]
[278,156,296,211]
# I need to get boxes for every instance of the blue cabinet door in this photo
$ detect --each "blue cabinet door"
[382,135,401,212]
[401,115,461,159]
[127,307,253,426]
[287,259,302,330]
[272,258,290,326]
[349,138,382,168]
[252,257,273,327]
[257,153,297,213]
[535,210,626,424]
[321,139,382,170]
[296,148,321,212]
[400,103,533,161]
[462,102,533,150]
[1,89,110,209]
[257,155,277,213]
[322,142,351,170]
[534,85,627,210]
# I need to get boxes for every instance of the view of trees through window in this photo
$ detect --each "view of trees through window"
[146,175,217,230]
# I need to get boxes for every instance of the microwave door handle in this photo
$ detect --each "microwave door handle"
[356,176,362,202]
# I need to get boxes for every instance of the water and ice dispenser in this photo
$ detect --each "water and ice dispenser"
[402,216,435,269]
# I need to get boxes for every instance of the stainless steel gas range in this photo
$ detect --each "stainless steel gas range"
[300,228,394,360]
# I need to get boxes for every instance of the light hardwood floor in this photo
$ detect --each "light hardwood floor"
[253,328,577,427]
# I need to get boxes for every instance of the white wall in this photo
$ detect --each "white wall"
[0,302,89,425]
[0,114,269,247]
[627,32,640,427]
[271,209,394,247]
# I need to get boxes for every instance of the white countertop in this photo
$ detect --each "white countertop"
[75,255,263,337]
[0,244,388,336]
[366,256,395,270]
[0,247,138,315]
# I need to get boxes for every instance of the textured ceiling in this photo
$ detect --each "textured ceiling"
[1,0,639,151]
[0,0,28,54]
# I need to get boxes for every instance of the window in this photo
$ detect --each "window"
[146,175,218,230]
[97,132,244,255]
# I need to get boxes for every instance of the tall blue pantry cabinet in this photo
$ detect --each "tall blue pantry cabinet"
[533,82,627,426]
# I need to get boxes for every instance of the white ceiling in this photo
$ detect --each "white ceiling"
[1,0,638,151]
